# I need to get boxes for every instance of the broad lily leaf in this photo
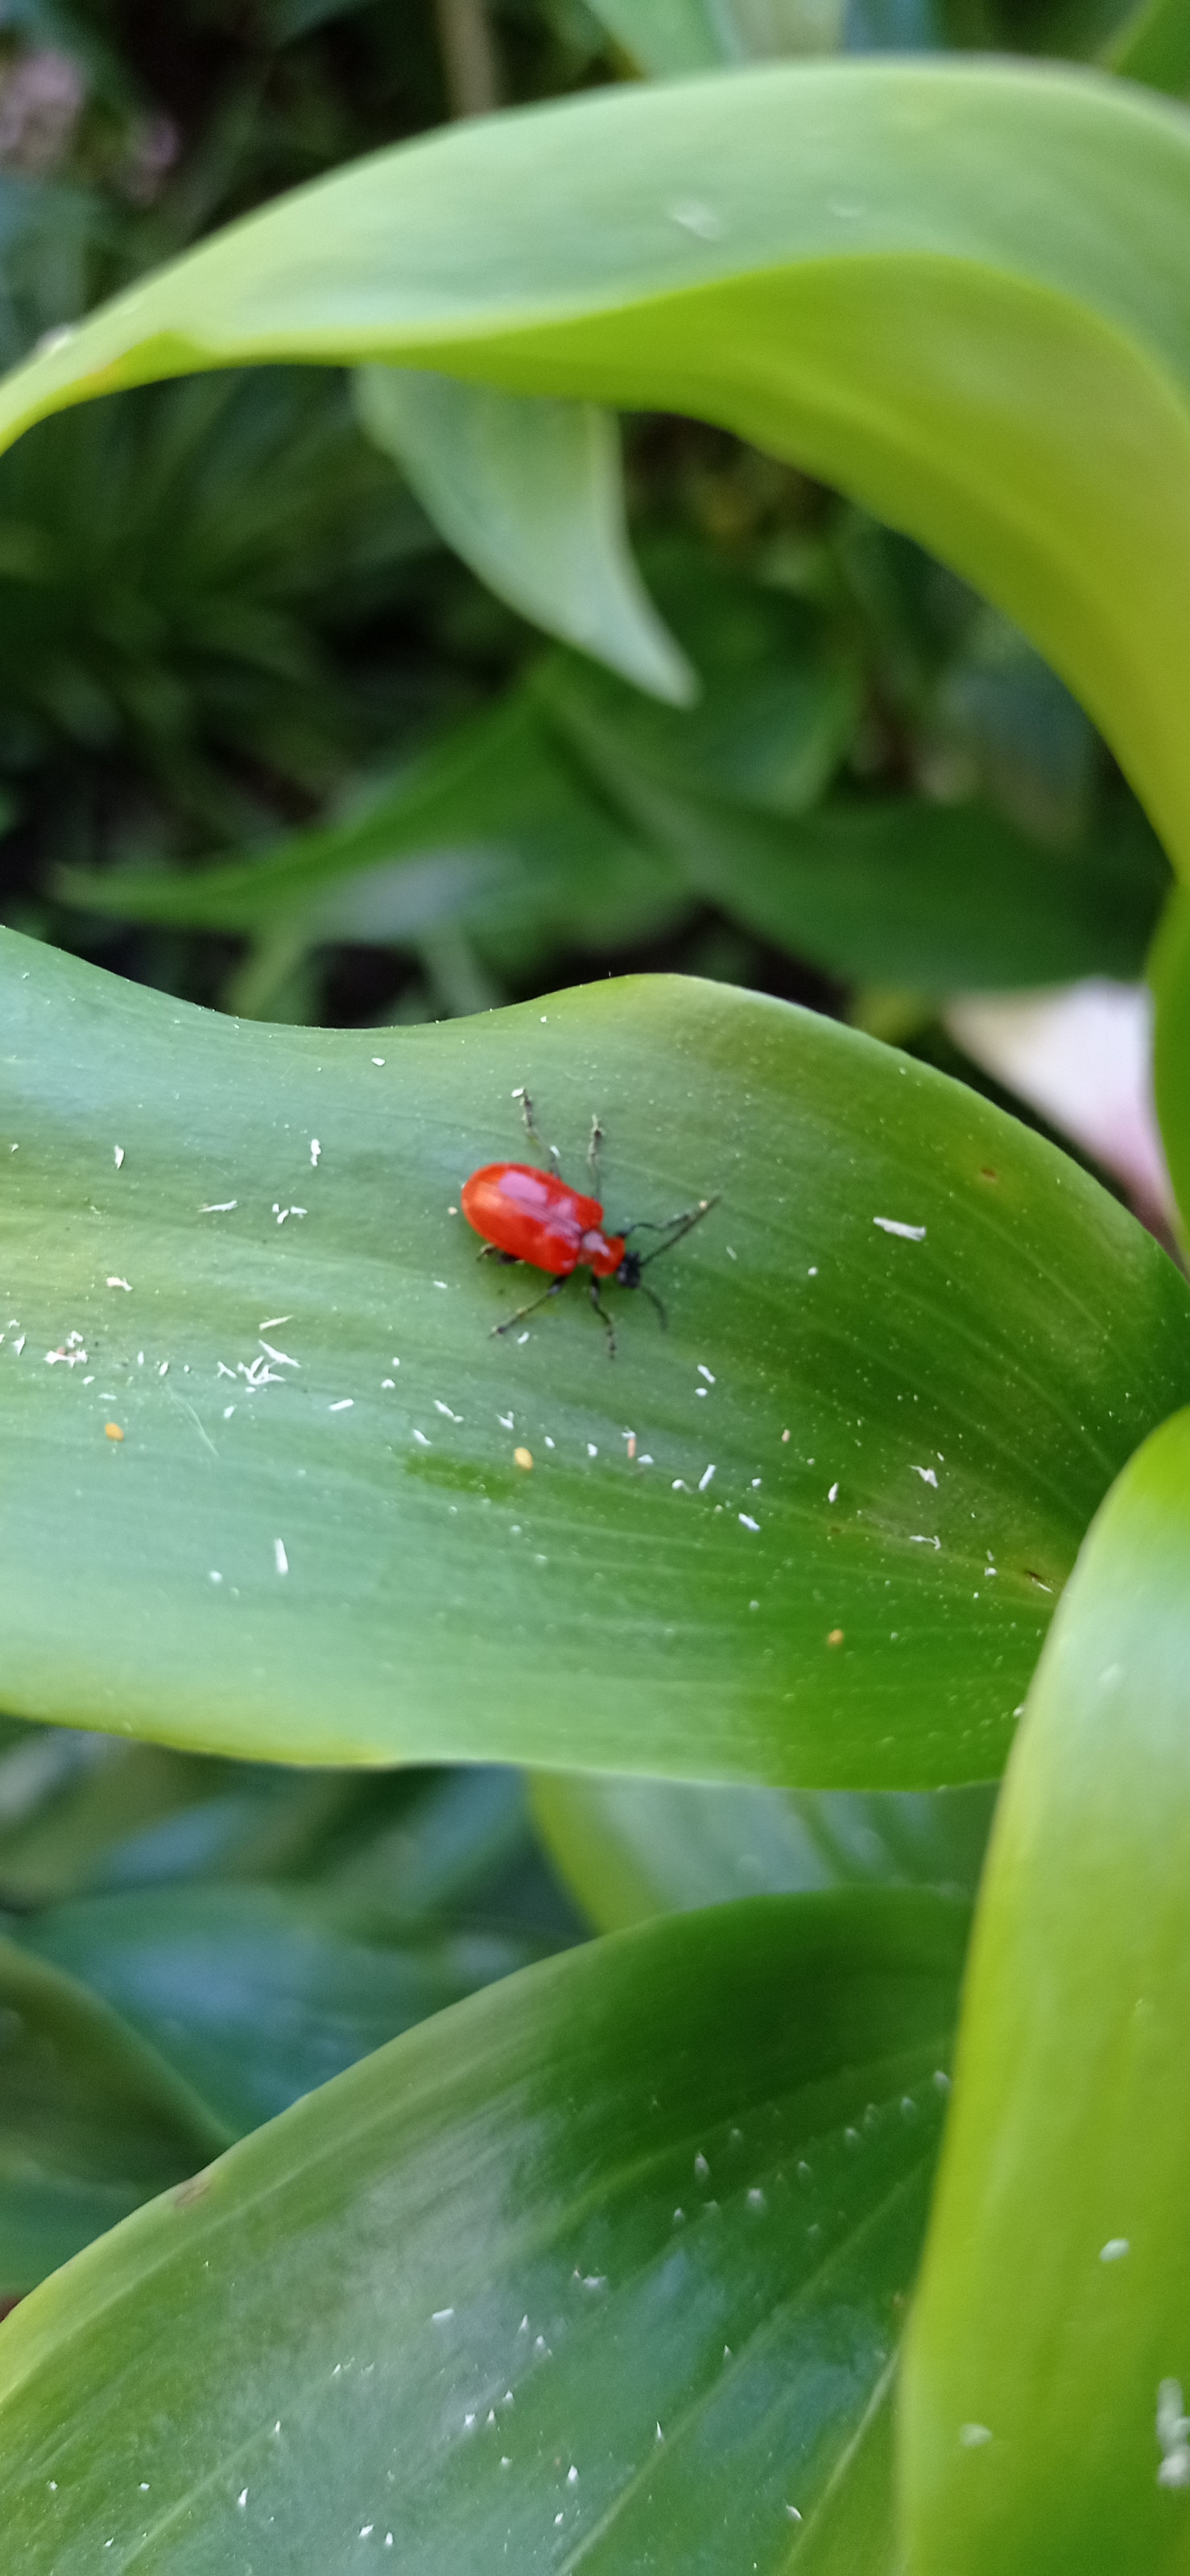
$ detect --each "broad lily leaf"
[902,1407,1190,2576]
[0,1889,965,2570]
[532,1769,994,1928]
[355,369,693,701]
[1,65,1190,861]
[1105,0,1190,94]
[586,0,845,73]
[541,654,1166,993]
[0,1934,228,2294]
[1150,881,1190,1241]
[56,687,680,952]
[12,1882,562,2136]
[2,931,1188,1784]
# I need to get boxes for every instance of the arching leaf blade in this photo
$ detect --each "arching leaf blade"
[0,1934,229,2295]
[355,369,694,701]
[902,1407,1190,2575]
[531,1769,994,1929]
[0,1889,965,2570]
[0,66,1189,857]
[2,930,1188,1785]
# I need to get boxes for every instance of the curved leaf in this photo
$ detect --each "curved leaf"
[902,1406,1190,2574]
[0,1889,965,2570]
[1105,0,1190,95]
[532,1770,994,1928]
[12,1882,562,2136]
[0,1934,228,2294]
[2,931,1188,1783]
[355,369,694,700]
[1,65,1190,857]
[1150,881,1190,1240]
[541,653,1167,993]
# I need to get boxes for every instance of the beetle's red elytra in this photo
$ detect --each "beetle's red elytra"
[461,1163,626,1279]
[461,1091,717,1355]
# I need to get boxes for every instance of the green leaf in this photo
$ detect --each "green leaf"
[586,0,845,73]
[0,1889,965,2567]
[11,1882,562,2136]
[1105,0,1190,96]
[2,64,1190,861]
[533,1771,995,1929]
[1149,881,1190,1241]
[0,1934,228,2294]
[541,654,1167,993]
[355,368,693,701]
[901,1406,1190,2576]
[55,685,684,952]
[3,930,1188,1784]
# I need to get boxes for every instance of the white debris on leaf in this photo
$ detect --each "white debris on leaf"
[739,1514,760,1534]
[959,2425,993,2450]
[667,196,725,239]
[873,1217,927,1241]
[260,1340,299,1369]
[200,1202,237,1214]
[912,1465,938,1486]
[274,1539,289,1576]
[329,1399,353,1413]
[910,1534,941,1550]
[114,1146,125,1169]
[310,1140,321,1166]
[1157,2381,1190,2486]
[106,1277,131,1292]
[698,1464,716,1492]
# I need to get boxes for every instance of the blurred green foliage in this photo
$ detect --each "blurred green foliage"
[0,0,1174,2294]
[0,0,1169,1063]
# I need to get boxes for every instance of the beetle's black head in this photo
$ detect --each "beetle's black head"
[616,1249,643,1290]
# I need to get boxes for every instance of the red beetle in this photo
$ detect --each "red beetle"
[462,1091,717,1354]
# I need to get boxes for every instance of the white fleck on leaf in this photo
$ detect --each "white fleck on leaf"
[873,1216,927,1241]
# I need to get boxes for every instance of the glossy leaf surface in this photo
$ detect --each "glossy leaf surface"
[355,367,692,700]
[2,64,1190,861]
[0,1934,227,2293]
[903,1407,1190,2576]
[0,1890,965,2570]
[2,930,1189,1783]
[533,1769,994,1929]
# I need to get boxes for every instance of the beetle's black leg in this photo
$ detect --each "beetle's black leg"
[511,1085,561,1175]
[492,1276,568,1337]
[589,1275,617,1357]
[477,1244,521,1265]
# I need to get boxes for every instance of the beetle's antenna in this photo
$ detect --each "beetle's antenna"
[638,1195,720,1271]
[587,1114,605,1187]
[511,1086,560,1176]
